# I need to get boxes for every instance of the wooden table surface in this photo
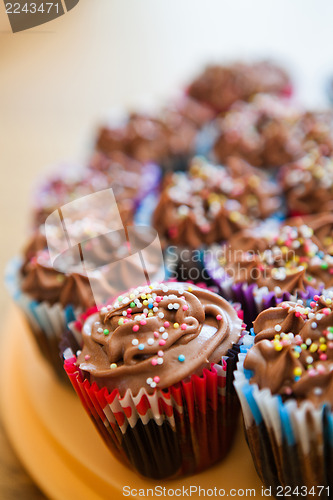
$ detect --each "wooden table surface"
[1,1,333,498]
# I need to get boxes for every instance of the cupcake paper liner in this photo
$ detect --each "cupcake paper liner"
[204,251,321,327]
[234,334,333,497]
[64,341,241,479]
[5,257,79,382]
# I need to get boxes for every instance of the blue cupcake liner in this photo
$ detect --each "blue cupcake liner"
[5,257,80,381]
[234,334,331,492]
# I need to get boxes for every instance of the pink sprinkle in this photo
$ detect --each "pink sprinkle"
[281,339,291,346]
[317,365,325,374]
[308,369,317,377]
[159,339,166,346]
[84,355,90,361]
[181,323,187,330]
[328,342,333,349]
[153,376,160,383]
[153,302,158,307]
[133,325,139,332]
[157,350,164,357]
[295,335,302,345]
[320,354,328,361]
[281,303,288,309]
[216,314,222,321]
[124,318,129,323]
[310,301,316,308]
[164,321,170,328]
[140,320,147,326]
[156,297,162,303]
[284,387,292,395]
[330,269,333,274]
[323,308,331,316]
[295,311,301,318]
[151,358,158,366]
[182,305,189,311]
[314,295,320,301]
[127,308,132,314]
[154,331,159,338]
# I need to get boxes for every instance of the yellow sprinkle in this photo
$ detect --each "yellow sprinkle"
[293,352,300,359]
[294,367,302,377]
[141,294,147,299]
[173,323,179,329]
[310,343,318,353]
[326,298,332,305]
[149,285,154,289]
[320,344,327,352]
[188,286,193,292]
[319,337,326,344]
[130,294,135,299]
[148,312,153,317]
[143,300,148,306]
[110,363,117,369]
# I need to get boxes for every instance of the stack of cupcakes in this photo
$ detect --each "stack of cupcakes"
[7,58,333,485]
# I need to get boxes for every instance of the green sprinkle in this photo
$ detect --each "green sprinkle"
[103,329,109,336]
[130,302,136,308]
[321,262,329,270]
[118,296,123,302]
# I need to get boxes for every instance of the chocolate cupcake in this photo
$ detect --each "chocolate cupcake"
[280,149,333,216]
[32,154,161,228]
[7,220,164,381]
[234,294,333,497]
[213,94,303,168]
[64,282,245,478]
[187,61,291,112]
[95,97,215,172]
[205,222,333,326]
[153,156,281,250]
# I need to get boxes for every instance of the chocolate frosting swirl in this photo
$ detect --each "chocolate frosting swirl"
[218,222,333,295]
[153,156,281,248]
[77,282,243,395]
[245,293,333,407]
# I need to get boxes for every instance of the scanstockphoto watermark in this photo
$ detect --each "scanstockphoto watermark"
[44,188,165,308]
[165,245,294,283]
[122,486,257,497]
[3,0,80,32]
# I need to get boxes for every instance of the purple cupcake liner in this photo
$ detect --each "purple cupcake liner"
[204,252,323,327]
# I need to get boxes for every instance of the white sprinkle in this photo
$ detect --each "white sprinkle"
[153,307,158,313]
[147,338,154,345]
[122,311,127,316]
[314,387,323,396]
[158,312,164,319]
[157,358,163,365]
[306,356,313,364]
[150,382,157,388]
[306,338,312,346]
[174,303,180,310]
[146,377,153,384]
[275,325,282,332]
[162,332,168,340]
[311,322,318,329]
[132,339,139,346]
[159,327,165,333]
[168,304,173,310]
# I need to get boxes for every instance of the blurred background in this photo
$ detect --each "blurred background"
[1,0,333,497]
